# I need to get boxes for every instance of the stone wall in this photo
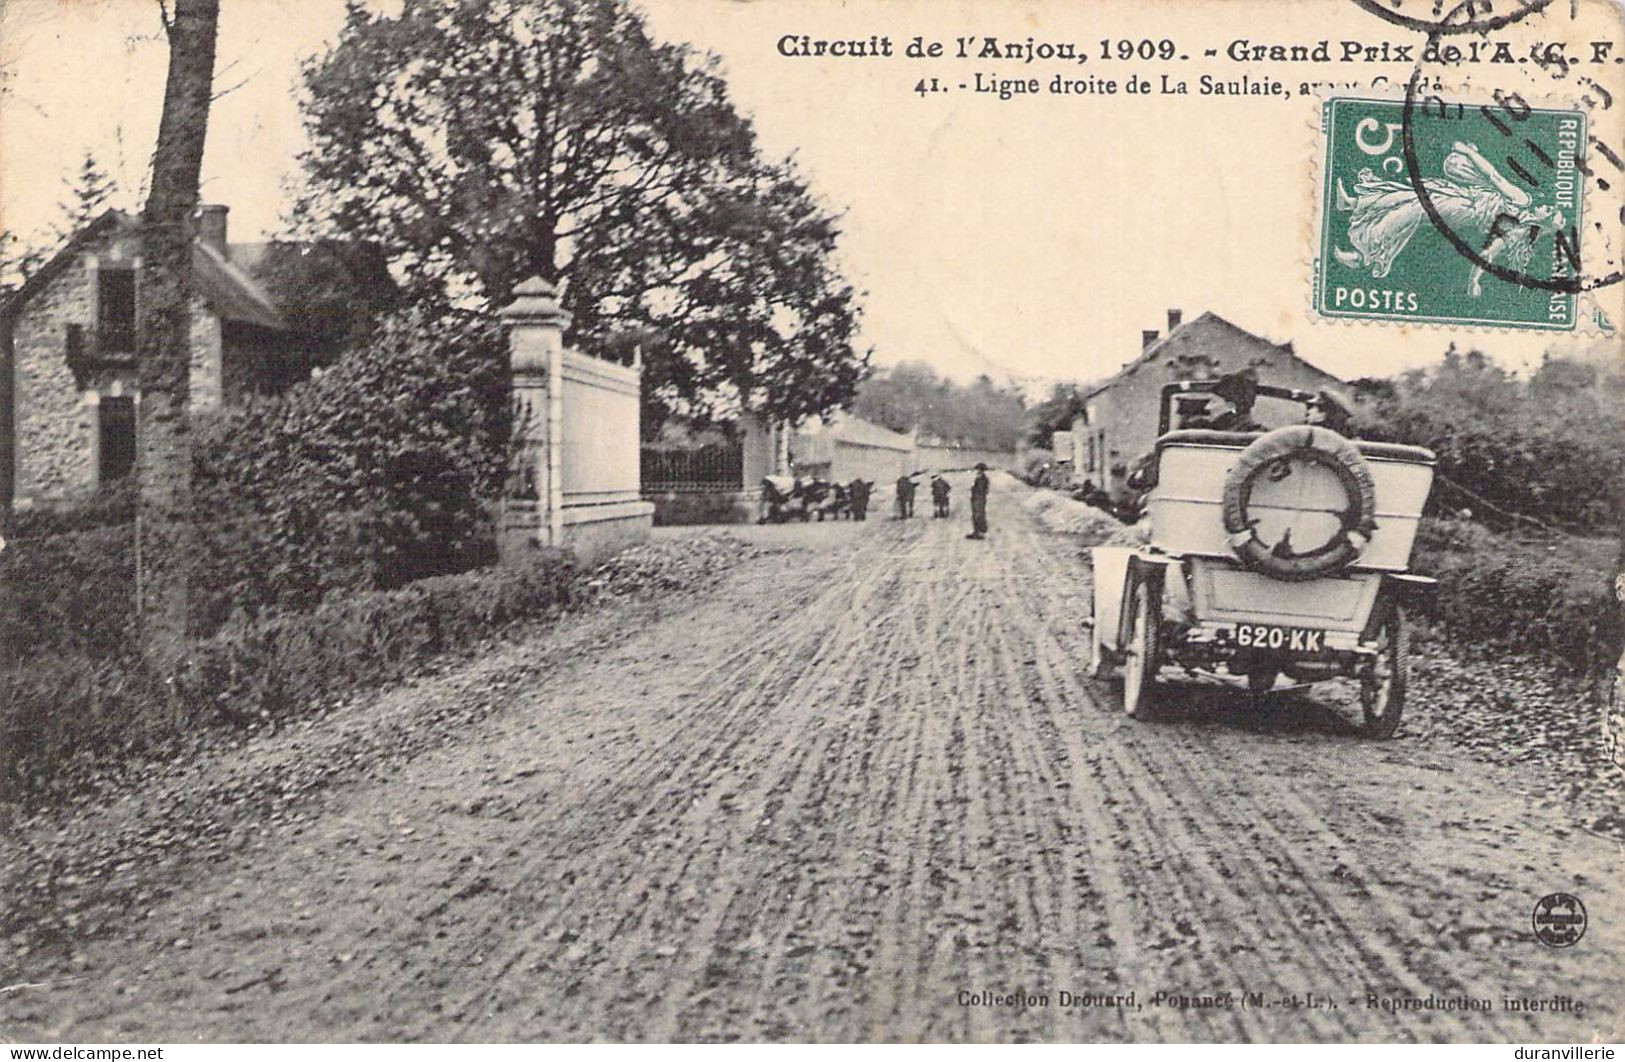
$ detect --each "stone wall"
[11,248,105,506]
[560,350,644,508]
[740,414,776,485]
[914,444,1019,473]
[499,276,653,563]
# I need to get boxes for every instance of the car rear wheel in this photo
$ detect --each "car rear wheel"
[1085,595,1113,680]
[1123,577,1160,718]
[1361,607,1408,739]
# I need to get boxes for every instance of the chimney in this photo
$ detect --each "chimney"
[193,204,228,254]
[1141,329,1160,350]
[1167,308,1183,332]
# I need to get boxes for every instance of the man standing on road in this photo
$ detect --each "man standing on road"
[967,463,990,539]
[895,473,917,519]
[930,474,951,518]
[848,478,872,521]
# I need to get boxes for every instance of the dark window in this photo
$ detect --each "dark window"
[65,323,85,360]
[97,269,136,353]
[98,396,136,483]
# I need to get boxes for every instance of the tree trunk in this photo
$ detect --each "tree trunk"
[135,0,219,669]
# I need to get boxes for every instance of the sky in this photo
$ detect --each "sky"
[2,0,1621,390]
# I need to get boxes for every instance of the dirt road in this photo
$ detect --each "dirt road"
[4,477,1621,1042]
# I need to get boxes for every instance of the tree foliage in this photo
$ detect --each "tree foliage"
[0,230,47,301]
[1,153,117,302]
[58,150,118,236]
[851,361,1028,451]
[294,0,868,428]
[1354,346,1625,533]
[250,239,400,351]
[192,305,510,630]
[1025,381,1090,449]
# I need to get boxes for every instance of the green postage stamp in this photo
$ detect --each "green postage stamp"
[1315,96,1587,331]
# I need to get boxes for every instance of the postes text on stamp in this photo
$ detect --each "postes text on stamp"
[1315,96,1586,331]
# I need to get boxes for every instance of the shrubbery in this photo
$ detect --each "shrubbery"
[649,492,751,526]
[185,548,579,721]
[1347,350,1622,677]
[1353,349,1625,533]
[5,304,512,654]
[1,550,580,798]
[192,303,510,631]
[2,479,134,537]
[0,521,133,661]
[1412,518,1620,679]
[1,302,523,797]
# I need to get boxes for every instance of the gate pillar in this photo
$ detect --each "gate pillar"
[499,276,569,560]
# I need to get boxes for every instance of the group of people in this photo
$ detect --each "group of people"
[762,464,993,535]
[1175,372,1353,435]
[893,463,992,539]
[759,475,871,522]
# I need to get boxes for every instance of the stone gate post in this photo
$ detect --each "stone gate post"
[499,276,569,561]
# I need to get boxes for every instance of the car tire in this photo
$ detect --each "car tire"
[1361,607,1408,739]
[1123,577,1160,718]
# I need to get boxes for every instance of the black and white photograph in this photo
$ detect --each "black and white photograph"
[1,0,1623,1046]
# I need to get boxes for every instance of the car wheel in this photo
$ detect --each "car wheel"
[1086,596,1113,680]
[1361,607,1408,739]
[1123,577,1160,719]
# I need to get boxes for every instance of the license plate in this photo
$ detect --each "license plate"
[1233,624,1325,653]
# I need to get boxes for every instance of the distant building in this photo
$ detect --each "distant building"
[1,206,386,509]
[792,413,915,485]
[1073,309,1347,498]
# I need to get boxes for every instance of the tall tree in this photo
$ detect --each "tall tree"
[295,0,867,427]
[852,361,1027,451]
[58,150,118,235]
[1026,381,1089,450]
[135,0,220,666]
[0,230,47,301]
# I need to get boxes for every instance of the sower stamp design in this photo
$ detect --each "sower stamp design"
[1315,96,1586,331]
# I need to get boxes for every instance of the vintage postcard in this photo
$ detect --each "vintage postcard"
[1,0,1622,1048]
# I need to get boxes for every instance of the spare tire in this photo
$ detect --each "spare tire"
[1220,425,1377,581]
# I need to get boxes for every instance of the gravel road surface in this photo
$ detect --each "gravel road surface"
[3,476,1620,1042]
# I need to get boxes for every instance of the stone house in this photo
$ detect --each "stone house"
[1,206,358,510]
[1072,309,1348,499]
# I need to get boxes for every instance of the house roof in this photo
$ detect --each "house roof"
[800,412,913,451]
[193,241,286,331]
[1086,311,1343,400]
[1,210,131,323]
[1,208,288,332]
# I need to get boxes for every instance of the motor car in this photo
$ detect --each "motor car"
[1087,380,1437,737]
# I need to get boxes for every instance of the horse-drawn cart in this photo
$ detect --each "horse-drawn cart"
[1088,381,1437,737]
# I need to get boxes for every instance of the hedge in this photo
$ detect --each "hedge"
[0,521,134,661]
[191,302,510,631]
[1410,518,1619,679]
[0,550,581,798]
[649,492,752,526]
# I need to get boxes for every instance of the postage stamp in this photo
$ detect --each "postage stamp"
[1314,95,1588,331]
